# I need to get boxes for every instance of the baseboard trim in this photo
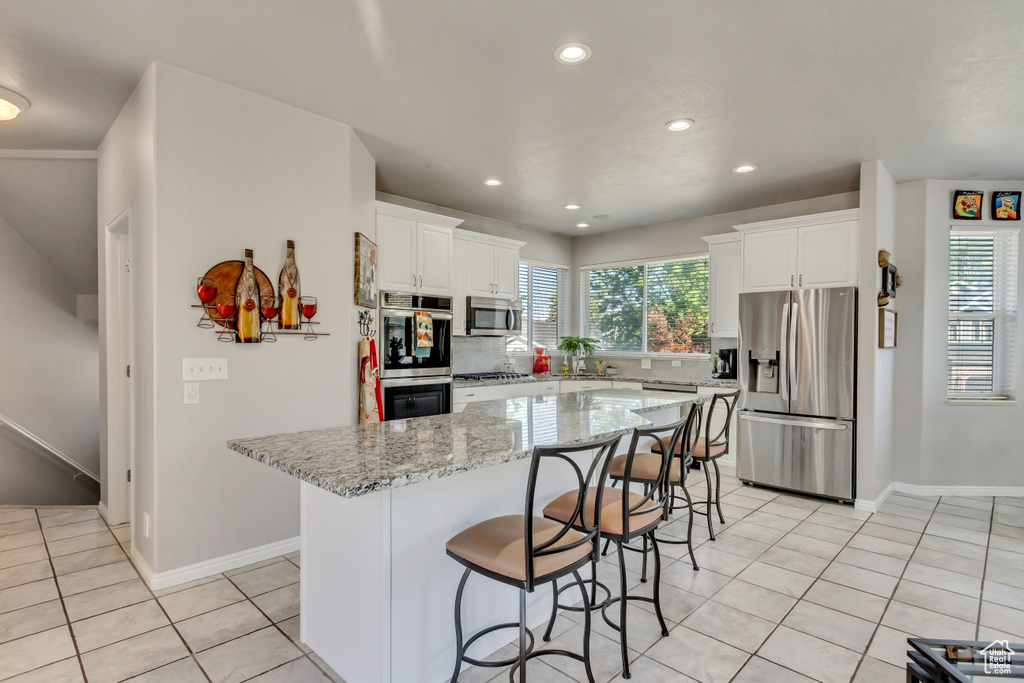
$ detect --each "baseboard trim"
[893,482,1024,498]
[131,536,301,591]
[854,481,895,513]
[97,501,109,524]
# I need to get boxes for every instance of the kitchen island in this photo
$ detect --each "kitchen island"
[228,388,701,683]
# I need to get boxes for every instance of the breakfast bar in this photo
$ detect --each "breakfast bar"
[228,388,701,683]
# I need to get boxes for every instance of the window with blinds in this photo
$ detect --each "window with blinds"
[582,256,710,355]
[948,229,1019,399]
[507,263,567,354]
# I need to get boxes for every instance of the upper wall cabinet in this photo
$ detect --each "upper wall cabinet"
[452,230,525,334]
[736,209,859,292]
[376,202,464,297]
[702,233,742,338]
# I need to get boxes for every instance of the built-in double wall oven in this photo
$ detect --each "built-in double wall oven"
[378,292,453,420]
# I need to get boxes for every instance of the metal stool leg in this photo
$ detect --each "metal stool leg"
[702,461,716,541]
[542,578,559,643]
[640,533,649,583]
[711,458,725,524]
[571,569,596,683]
[519,588,527,683]
[450,568,471,683]
[681,482,699,571]
[649,532,670,637]
[616,541,632,679]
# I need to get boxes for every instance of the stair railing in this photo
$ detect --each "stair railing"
[0,411,100,487]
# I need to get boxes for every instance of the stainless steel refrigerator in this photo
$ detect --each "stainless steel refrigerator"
[737,286,857,502]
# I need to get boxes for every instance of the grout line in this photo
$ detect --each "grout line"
[975,500,996,641]
[220,572,307,680]
[32,508,91,683]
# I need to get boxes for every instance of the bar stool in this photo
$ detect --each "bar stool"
[445,434,622,683]
[541,416,690,680]
[610,404,703,573]
[653,390,739,541]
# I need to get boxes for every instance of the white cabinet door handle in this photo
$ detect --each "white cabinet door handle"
[412,273,416,288]
[799,274,803,287]
[790,274,794,287]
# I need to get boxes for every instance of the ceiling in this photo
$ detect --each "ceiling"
[1,1,1023,291]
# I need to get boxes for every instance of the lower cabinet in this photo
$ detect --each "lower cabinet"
[559,380,614,393]
[453,381,560,412]
[613,380,644,391]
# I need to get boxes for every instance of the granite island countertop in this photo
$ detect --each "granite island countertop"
[454,374,737,389]
[227,389,702,499]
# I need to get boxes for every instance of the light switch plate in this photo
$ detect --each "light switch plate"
[641,358,652,369]
[184,382,200,404]
[183,358,228,381]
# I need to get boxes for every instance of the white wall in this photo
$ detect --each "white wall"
[375,191,573,266]
[99,63,376,577]
[893,179,1024,489]
[0,215,100,501]
[856,160,897,504]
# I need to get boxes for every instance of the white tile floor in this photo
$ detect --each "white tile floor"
[2,477,1023,682]
[0,506,341,683]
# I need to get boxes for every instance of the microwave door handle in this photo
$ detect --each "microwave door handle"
[506,307,513,331]
[779,302,789,401]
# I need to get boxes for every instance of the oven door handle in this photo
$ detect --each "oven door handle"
[380,376,453,387]
[380,309,453,320]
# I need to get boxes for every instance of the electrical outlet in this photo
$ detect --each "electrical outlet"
[672,360,682,367]
[143,513,150,539]
[184,382,200,405]
[641,358,651,369]
[182,358,228,381]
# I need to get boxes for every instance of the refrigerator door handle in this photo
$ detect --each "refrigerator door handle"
[789,302,799,401]
[740,413,849,431]
[779,303,790,401]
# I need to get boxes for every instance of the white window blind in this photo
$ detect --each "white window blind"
[948,228,1019,399]
[582,256,710,355]
[508,263,567,353]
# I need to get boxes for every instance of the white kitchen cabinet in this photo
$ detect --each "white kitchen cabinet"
[493,245,519,299]
[737,210,859,293]
[613,380,644,391]
[464,241,495,297]
[455,235,522,298]
[560,380,613,393]
[453,380,560,412]
[376,202,464,296]
[703,234,742,337]
[741,229,800,292]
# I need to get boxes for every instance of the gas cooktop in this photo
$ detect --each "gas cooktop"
[454,372,531,381]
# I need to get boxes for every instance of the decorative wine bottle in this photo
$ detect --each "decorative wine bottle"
[235,249,261,343]
[278,240,301,330]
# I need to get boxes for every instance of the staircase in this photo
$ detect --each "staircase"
[0,412,100,506]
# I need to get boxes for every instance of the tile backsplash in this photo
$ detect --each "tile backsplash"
[455,335,737,381]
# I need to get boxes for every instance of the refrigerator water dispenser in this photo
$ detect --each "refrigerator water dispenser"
[748,346,779,393]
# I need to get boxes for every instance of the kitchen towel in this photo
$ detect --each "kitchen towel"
[415,311,433,349]
[358,337,382,424]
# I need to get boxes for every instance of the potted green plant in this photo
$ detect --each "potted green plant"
[557,336,599,374]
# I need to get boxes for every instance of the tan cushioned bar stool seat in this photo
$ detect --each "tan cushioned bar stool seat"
[651,437,726,460]
[543,488,663,537]
[446,515,592,582]
[608,453,687,485]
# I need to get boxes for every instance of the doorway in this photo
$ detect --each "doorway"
[104,208,133,529]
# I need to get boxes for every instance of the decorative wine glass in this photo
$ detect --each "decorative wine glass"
[261,296,279,343]
[300,296,318,340]
[215,294,237,343]
[196,277,218,328]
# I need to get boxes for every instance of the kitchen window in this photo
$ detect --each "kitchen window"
[581,256,710,355]
[947,228,1019,400]
[507,262,568,353]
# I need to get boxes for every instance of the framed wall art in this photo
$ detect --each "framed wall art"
[952,190,984,220]
[354,232,378,308]
[991,191,1021,221]
[879,308,898,349]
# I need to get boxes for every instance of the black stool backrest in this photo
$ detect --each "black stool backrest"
[524,434,622,589]
[705,390,741,454]
[617,412,696,537]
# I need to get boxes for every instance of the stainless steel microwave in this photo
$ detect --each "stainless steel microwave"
[466,296,522,337]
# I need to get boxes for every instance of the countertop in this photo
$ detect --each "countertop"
[454,374,737,389]
[227,389,702,499]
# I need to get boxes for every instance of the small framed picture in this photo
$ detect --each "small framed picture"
[354,232,378,309]
[953,190,984,220]
[991,191,1021,221]
[879,309,897,349]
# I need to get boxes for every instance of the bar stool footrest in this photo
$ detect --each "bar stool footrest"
[508,648,589,682]
[553,578,611,613]
[599,595,661,633]
[461,623,536,668]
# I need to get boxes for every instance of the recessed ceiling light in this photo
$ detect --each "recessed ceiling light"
[733,164,757,174]
[483,178,503,186]
[564,204,581,210]
[0,86,30,122]
[555,43,592,65]
[576,223,590,228]
[424,162,452,172]
[665,118,694,132]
